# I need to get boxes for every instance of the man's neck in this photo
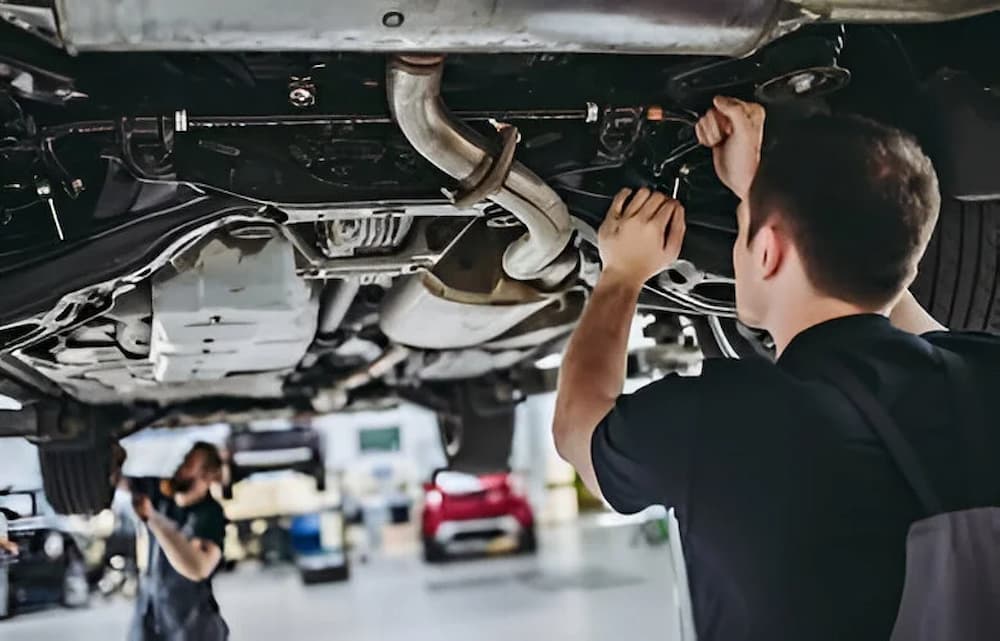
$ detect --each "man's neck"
[767,297,882,358]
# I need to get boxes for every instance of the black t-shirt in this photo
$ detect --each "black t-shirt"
[130,477,227,554]
[591,314,1000,641]
[157,495,226,556]
[131,478,227,634]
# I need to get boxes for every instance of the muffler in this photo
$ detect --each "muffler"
[387,55,575,282]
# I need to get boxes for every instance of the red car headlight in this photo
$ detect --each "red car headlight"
[425,489,443,508]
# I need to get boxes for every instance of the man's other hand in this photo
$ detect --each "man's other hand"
[598,188,686,288]
[132,494,153,522]
[695,96,765,200]
[0,537,17,556]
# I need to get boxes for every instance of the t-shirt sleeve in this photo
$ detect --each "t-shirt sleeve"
[922,330,1000,392]
[190,501,226,549]
[922,330,1000,358]
[590,373,702,515]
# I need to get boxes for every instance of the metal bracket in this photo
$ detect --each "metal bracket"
[35,178,64,241]
[450,124,519,208]
[0,56,85,105]
[0,4,63,48]
[0,403,37,437]
[116,115,177,180]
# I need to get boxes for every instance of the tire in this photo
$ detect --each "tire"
[259,526,291,565]
[911,198,1000,332]
[692,317,774,361]
[422,536,446,564]
[39,428,115,516]
[436,382,515,475]
[301,563,350,584]
[519,527,538,555]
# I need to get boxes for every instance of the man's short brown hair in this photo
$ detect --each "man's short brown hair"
[188,441,224,476]
[748,115,941,308]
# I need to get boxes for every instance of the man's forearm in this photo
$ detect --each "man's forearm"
[146,511,213,582]
[0,518,13,556]
[553,272,642,488]
[559,273,640,402]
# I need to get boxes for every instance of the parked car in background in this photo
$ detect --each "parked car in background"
[226,425,327,496]
[0,489,91,619]
[421,471,536,563]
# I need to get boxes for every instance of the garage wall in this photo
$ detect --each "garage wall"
[0,436,41,490]
[312,403,445,479]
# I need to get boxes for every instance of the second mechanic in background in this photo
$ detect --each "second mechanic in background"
[129,441,229,641]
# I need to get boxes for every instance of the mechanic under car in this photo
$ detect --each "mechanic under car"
[128,443,229,641]
[553,96,1000,641]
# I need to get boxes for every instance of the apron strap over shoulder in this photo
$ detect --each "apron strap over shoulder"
[935,348,991,507]
[819,359,944,517]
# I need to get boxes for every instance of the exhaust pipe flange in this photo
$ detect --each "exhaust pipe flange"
[387,56,575,282]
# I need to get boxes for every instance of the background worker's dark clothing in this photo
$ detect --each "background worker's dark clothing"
[128,478,228,641]
[591,314,1000,641]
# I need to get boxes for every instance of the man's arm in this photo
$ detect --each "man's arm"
[554,273,643,496]
[147,510,221,582]
[135,496,221,582]
[553,188,686,497]
[0,514,16,556]
[890,290,947,334]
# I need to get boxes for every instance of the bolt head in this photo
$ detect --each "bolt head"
[289,86,316,108]
[789,71,817,95]
[382,11,404,28]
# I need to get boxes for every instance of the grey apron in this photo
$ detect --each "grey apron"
[129,502,228,641]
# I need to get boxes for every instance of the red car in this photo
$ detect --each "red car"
[421,472,536,563]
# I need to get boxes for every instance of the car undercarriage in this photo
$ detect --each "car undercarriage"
[1,1,999,514]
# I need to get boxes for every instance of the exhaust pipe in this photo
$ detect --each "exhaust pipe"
[387,56,575,282]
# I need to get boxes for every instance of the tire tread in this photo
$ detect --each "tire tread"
[914,199,1000,332]
[39,432,113,515]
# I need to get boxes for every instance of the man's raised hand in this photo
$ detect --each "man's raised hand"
[695,96,765,200]
[598,187,686,289]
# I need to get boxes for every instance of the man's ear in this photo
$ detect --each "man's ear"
[755,224,785,280]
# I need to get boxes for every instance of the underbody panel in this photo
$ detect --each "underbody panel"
[2,1,996,55]
[0,11,996,431]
